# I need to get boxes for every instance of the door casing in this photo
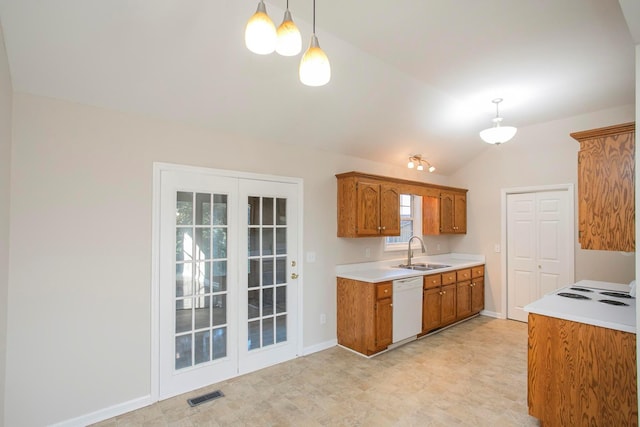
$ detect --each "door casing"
[151,162,304,402]
[500,184,575,319]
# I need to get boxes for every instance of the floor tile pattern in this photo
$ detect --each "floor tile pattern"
[93,316,539,426]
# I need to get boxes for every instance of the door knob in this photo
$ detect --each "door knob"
[291,273,299,279]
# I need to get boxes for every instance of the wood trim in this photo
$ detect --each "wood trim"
[335,171,468,194]
[570,122,635,141]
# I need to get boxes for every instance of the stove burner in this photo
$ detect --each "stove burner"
[557,292,591,300]
[599,291,633,299]
[599,299,629,306]
[570,287,594,293]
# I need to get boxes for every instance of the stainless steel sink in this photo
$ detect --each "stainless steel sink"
[394,263,451,271]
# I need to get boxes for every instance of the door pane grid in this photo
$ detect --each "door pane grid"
[175,191,229,370]
[247,196,288,351]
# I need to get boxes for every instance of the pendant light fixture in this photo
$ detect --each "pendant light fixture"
[479,98,517,144]
[245,1,277,55]
[299,0,331,86]
[276,0,302,56]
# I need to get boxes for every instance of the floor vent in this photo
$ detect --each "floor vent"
[187,390,224,407]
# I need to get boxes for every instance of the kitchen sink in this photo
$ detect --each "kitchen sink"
[394,263,451,271]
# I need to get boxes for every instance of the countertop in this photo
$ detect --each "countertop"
[335,253,485,283]
[524,280,636,334]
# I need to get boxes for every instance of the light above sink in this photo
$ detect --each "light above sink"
[394,263,451,271]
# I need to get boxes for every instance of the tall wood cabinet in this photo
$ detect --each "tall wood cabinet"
[570,122,635,252]
[337,278,393,355]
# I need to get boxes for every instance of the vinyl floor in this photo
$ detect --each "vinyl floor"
[93,316,540,426]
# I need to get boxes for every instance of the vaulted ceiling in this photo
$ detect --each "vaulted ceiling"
[0,0,636,174]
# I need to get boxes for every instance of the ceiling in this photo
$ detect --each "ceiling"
[0,0,636,175]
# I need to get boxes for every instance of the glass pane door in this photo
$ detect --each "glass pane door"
[247,196,289,351]
[174,191,229,369]
[238,179,299,374]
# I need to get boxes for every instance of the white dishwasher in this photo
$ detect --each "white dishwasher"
[392,276,423,343]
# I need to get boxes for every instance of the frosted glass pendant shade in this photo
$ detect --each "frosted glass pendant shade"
[276,10,302,56]
[299,35,331,86]
[245,1,276,55]
[479,125,518,144]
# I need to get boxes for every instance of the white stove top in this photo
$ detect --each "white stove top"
[524,280,636,334]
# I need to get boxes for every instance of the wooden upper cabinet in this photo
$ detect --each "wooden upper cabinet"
[570,122,635,252]
[337,171,467,238]
[337,175,395,237]
[425,191,467,234]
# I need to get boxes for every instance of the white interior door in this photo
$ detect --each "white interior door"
[507,190,573,322]
[157,167,301,400]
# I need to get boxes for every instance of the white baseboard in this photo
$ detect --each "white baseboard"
[302,339,337,356]
[50,394,153,427]
[479,309,504,319]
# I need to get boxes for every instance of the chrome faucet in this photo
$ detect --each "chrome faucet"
[407,235,427,266]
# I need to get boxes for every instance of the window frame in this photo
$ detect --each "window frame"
[384,194,423,252]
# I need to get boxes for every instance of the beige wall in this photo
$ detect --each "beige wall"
[0,22,12,427]
[4,93,637,425]
[449,105,636,315]
[5,92,453,425]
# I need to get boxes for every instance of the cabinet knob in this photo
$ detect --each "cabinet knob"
[382,226,386,230]
[384,289,388,293]
[442,291,446,294]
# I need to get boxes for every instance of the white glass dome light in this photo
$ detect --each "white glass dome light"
[276,3,302,57]
[480,98,518,144]
[245,1,277,55]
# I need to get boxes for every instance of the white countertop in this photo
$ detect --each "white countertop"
[524,280,636,334]
[335,253,485,283]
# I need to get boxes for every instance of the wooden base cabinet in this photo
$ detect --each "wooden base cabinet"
[528,313,637,426]
[423,265,484,334]
[337,278,393,356]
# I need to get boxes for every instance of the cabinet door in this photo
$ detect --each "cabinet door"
[453,193,467,233]
[440,193,455,233]
[471,277,484,313]
[375,297,393,349]
[578,134,634,251]
[356,182,381,236]
[456,280,472,319]
[441,284,457,325]
[422,195,440,235]
[379,184,400,236]
[423,287,442,333]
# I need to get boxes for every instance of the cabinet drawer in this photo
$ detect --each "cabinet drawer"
[376,283,392,299]
[423,274,442,289]
[442,271,456,285]
[471,265,484,279]
[456,269,471,281]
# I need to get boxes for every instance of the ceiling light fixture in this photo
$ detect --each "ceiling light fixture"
[276,0,302,56]
[479,98,517,145]
[407,155,435,173]
[245,1,277,55]
[299,0,331,86]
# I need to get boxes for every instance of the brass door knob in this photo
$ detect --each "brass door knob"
[291,273,299,279]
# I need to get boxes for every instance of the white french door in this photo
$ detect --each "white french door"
[156,166,301,400]
[506,189,573,322]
